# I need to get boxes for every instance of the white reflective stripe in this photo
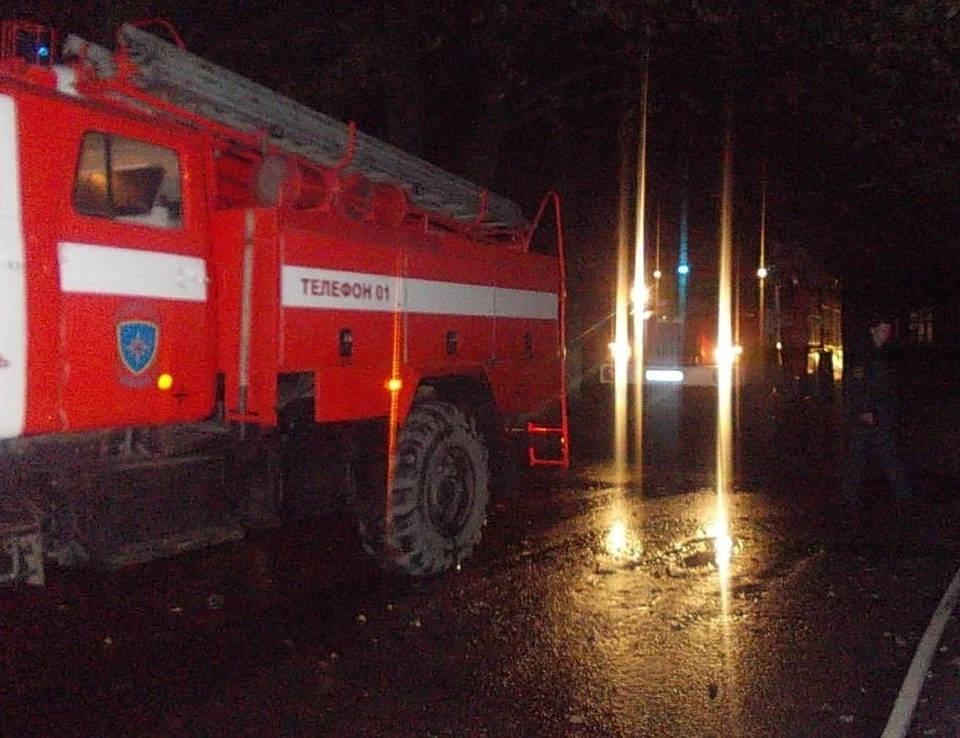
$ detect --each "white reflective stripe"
[494,286,558,321]
[405,278,494,317]
[0,94,27,439]
[282,265,557,320]
[58,242,207,302]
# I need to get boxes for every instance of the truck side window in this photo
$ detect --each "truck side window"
[73,132,183,228]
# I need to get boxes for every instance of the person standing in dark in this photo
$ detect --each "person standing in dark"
[842,314,911,506]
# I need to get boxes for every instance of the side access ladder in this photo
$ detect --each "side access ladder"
[526,419,570,468]
[525,191,570,470]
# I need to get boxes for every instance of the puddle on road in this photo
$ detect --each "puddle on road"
[592,530,743,577]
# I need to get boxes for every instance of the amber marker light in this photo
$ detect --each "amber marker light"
[386,377,402,393]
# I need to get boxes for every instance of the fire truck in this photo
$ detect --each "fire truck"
[0,21,569,586]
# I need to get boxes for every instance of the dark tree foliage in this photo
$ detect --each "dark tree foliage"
[3,0,958,300]
[729,1,960,299]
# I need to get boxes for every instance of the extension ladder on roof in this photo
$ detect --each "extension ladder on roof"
[62,23,526,231]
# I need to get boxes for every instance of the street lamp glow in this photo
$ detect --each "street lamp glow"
[653,269,662,280]
[757,266,768,279]
[677,263,690,275]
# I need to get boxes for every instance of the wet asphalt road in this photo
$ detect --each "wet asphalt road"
[2,382,959,737]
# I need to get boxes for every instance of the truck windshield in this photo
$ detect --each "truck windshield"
[73,131,182,228]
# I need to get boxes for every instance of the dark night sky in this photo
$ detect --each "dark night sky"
[4,1,959,318]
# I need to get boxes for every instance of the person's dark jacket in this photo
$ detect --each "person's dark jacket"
[844,342,901,430]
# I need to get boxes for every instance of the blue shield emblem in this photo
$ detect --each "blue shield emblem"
[117,320,159,375]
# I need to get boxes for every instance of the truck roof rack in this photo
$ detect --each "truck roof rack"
[63,23,527,231]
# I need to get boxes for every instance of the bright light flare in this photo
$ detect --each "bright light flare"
[631,282,650,307]
[606,519,628,556]
[713,343,743,366]
[604,518,642,560]
[706,519,734,569]
[385,266,404,530]
[645,369,683,383]
[756,266,768,279]
[608,339,632,363]
[715,533,734,568]
[715,104,735,580]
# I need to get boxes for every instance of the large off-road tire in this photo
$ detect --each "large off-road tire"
[385,401,490,576]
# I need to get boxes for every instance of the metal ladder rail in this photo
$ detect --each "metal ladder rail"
[64,25,526,231]
[525,191,571,469]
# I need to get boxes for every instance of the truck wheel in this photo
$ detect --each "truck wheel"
[386,401,490,576]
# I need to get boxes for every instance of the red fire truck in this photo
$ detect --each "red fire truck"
[0,21,568,586]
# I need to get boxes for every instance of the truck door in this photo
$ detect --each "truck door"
[54,119,215,429]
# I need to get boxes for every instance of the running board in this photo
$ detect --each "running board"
[101,525,246,570]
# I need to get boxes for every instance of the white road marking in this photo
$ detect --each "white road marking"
[881,562,960,737]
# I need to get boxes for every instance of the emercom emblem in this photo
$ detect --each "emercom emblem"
[117,320,159,375]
